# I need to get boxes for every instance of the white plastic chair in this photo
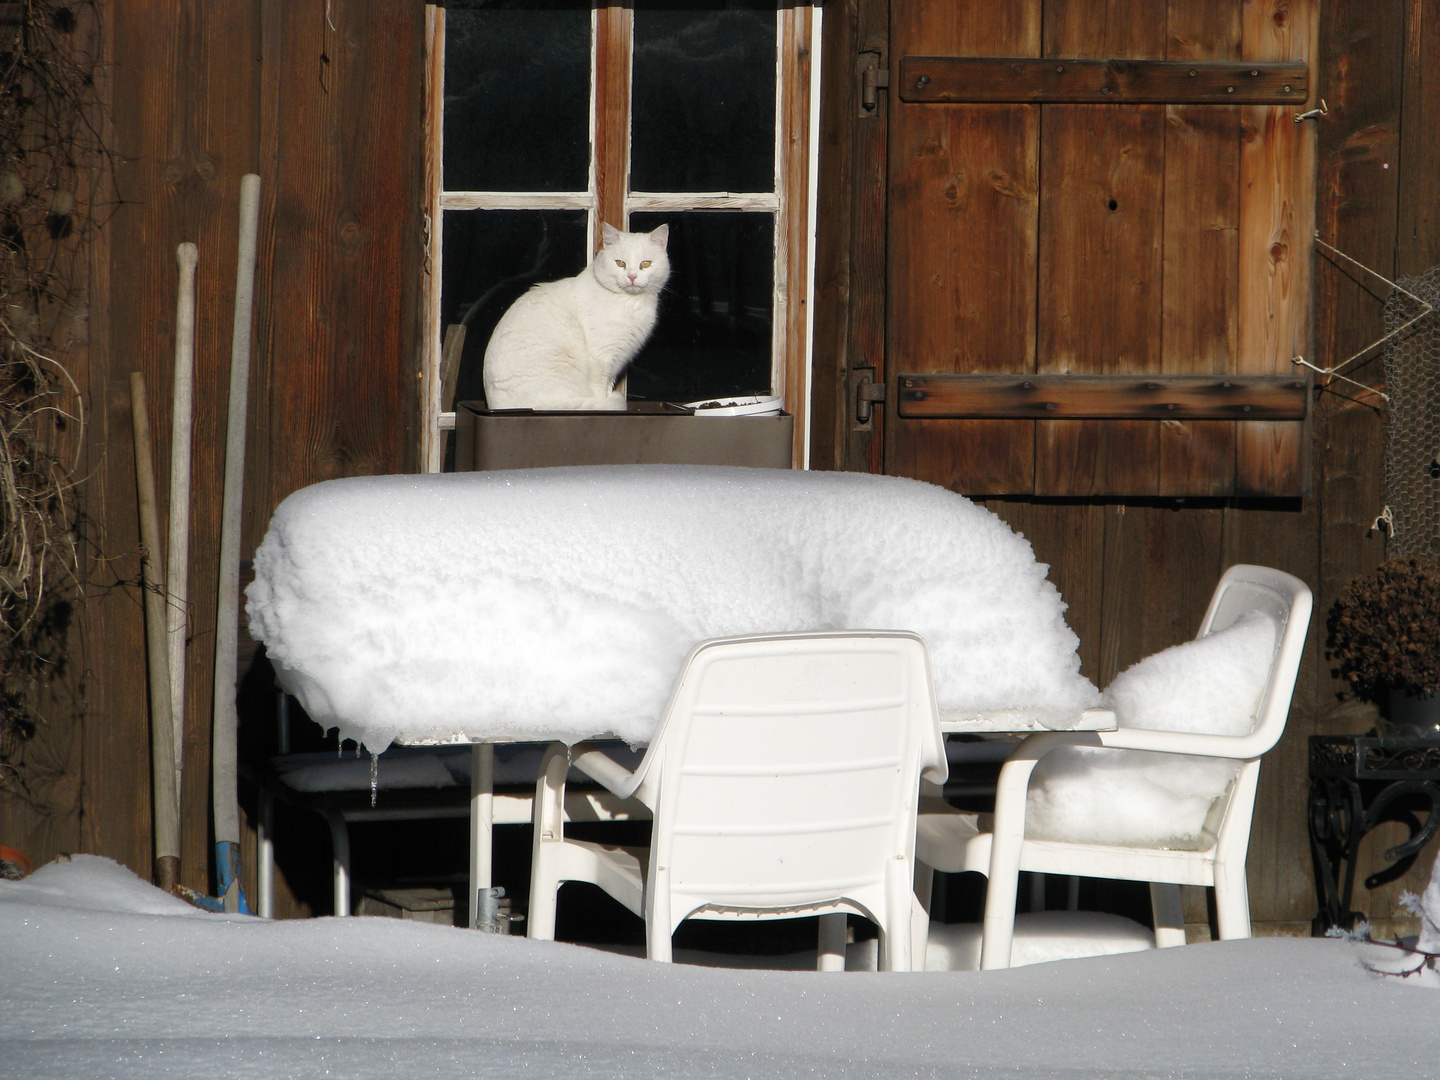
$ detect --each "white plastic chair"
[527,631,948,970]
[914,564,1312,969]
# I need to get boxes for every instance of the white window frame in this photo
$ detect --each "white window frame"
[419,2,821,472]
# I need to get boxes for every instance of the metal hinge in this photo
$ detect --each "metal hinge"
[859,52,890,116]
[852,367,887,427]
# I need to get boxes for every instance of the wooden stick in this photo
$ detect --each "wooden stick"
[212,174,261,912]
[167,242,198,807]
[130,371,180,888]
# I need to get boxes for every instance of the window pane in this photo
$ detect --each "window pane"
[626,211,773,402]
[630,2,777,194]
[444,1,591,193]
[441,209,591,409]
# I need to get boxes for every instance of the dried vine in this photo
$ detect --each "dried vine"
[0,2,98,795]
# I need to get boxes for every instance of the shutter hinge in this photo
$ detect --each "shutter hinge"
[852,367,887,427]
[859,53,890,116]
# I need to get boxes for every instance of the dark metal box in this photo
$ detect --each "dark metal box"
[452,400,794,471]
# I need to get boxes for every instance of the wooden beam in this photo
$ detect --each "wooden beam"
[897,57,1307,104]
[896,374,1309,420]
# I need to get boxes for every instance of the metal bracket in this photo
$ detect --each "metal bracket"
[475,885,507,933]
[852,367,887,427]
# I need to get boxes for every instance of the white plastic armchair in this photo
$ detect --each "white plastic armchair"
[527,631,948,971]
[914,564,1312,970]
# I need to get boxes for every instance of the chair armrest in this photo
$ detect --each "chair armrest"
[1094,727,1269,759]
[571,742,645,801]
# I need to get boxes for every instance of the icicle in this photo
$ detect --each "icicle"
[370,750,378,809]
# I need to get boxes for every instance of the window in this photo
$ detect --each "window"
[419,0,820,472]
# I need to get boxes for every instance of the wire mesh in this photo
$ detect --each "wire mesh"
[1383,264,1440,558]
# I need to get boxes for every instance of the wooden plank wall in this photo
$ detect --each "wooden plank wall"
[0,0,1434,935]
[0,0,425,917]
[815,0,1440,931]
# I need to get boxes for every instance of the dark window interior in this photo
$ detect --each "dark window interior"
[630,0,777,194]
[443,0,591,193]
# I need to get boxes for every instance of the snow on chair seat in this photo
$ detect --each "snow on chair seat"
[245,465,1099,752]
[914,564,1313,969]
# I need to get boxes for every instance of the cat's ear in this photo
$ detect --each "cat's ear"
[601,222,623,247]
[648,223,670,249]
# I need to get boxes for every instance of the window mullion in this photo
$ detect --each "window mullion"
[421,3,446,473]
[772,7,790,407]
[593,5,633,245]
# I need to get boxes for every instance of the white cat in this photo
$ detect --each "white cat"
[482,223,670,411]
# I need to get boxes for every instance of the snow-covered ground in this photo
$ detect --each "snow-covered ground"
[3,856,1435,1079]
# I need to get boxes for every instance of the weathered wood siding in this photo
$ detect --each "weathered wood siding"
[815,0,1440,930]
[0,0,1434,936]
[0,0,425,917]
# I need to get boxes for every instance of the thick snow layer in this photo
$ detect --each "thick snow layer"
[1026,614,1278,848]
[246,466,1099,750]
[2,856,1434,1080]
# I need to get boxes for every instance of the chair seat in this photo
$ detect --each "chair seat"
[1013,839,1222,887]
[914,800,988,875]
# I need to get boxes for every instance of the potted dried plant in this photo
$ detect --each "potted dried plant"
[1326,556,1440,736]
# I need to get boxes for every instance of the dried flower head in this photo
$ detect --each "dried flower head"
[1326,557,1440,702]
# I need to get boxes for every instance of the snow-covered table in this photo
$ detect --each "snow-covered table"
[246,466,1110,926]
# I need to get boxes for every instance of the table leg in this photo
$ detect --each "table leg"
[469,742,495,930]
[1309,775,1440,934]
[1308,776,1365,933]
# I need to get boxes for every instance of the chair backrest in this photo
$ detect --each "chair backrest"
[640,631,947,930]
[1196,563,1313,758]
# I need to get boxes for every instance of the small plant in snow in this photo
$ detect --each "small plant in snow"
[1341,858,1440,981]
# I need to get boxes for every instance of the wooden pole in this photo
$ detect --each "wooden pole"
[166,242,198,806]
[212,173,261,914]
[130,372,180,890]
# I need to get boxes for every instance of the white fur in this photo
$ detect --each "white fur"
[482,223,670,411]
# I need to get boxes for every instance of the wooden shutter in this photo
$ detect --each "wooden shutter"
[883,0,1316,497]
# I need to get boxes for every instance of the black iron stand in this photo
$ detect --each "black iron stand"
[1308,735,1440,935]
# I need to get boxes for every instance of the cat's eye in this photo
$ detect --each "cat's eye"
[639,261,652,269]
[615,259,626,268]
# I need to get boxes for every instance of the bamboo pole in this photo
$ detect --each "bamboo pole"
[166,242,198,804]
[211,173,261,914]
[130,372,180,891]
